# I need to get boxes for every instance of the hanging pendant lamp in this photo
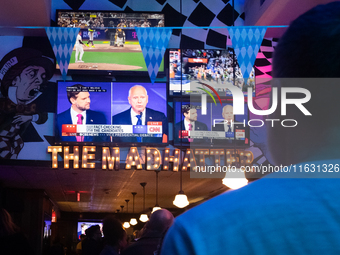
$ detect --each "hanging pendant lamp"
[139,182,149,222]
[152,171,161,213]
[173,167,189,208]
[130,192,138,226]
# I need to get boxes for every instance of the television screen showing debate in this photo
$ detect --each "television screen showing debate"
[56,81,167,145]
[173,98,249,147]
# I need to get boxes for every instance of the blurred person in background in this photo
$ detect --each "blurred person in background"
[0,208,34,255]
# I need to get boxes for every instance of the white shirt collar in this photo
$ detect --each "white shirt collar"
[184,118,195,131]
[130,108,146,125]
[70,107,86,125]
[224,121,233,132]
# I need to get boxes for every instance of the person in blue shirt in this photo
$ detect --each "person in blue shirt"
[161,2,340,255]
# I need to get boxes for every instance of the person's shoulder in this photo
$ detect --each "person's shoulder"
[87,109,105,116]
[112,108,130,117]
[112,108,131,124]
[85,110,107,124]
[212,121,224,130]
[175,120,183,127]
[195,120,208,129]
[173,177,288,226]
[57,109,71,122]
[146,107,165,117]
[57,108,70,117]
[87,109,106,119]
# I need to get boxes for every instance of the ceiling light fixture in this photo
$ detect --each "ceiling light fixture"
[139,182,149,222]
[173,167,189,208]
[123,222,130,229]
[152,171,161,213]
[222,170,248,189]
[125,199,129,213]
[130,192,138,226]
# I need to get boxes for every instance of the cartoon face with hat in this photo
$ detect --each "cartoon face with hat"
[0,47,55,159]
[0,47,55,105]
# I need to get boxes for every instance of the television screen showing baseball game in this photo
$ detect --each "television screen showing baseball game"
[55,81,168,145]
[56,10,165,75]
[169,48,255,96]
[173,97,249,148]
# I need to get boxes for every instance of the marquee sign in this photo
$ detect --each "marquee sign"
[47,146,254,171]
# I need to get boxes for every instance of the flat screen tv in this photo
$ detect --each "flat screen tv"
[77,222,103,239]
[56,10,165,76]
[173,97,249,148]
[55,81,168,145]
[169,48,255,96]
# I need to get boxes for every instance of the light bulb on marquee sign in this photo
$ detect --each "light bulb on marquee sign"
[125,147,142,169]
[102,147,120,170]
[146,148,161,170]
[163,148,180,171]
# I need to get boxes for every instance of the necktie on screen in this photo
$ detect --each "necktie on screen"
[76,114,83,142]
[188,123,193,142]
[136,115,142,125]
[227,124,231,132]
[136,115,142,142]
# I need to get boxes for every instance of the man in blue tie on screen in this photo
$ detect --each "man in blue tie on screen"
[111,85,168,144]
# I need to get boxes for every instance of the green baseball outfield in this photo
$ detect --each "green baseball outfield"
[66,40,165,71]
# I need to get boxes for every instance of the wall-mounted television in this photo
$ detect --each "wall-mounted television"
[111,82,168,145]
[77,222,103,239]
[56,10,165,76]
[55,81,168,145]
[169,48,255,96]
[173,97,249,148]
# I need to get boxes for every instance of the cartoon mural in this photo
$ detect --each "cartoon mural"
[0,37,57,160]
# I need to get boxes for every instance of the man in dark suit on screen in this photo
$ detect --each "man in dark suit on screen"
[111,85,168,143]
[56,84,108,142]
[174,104,208,144]
[211,104,247,146]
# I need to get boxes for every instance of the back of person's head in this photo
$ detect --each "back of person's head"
[85,225,100,239]
[102,215,126,247]
[268,2,340,165]
[273,2,340,78]
[144,209,174,234]
[0,208,18,237]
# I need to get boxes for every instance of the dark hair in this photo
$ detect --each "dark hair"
[67,84,86,104]
[0,208,18,237]
[273,2,340,78]
[268,2,340,166]
[85,225,100,238]
[102,216,125,246]
[181,105,195,115]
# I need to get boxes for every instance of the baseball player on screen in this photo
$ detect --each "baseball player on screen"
[75,31,86,63]
[86,18,95,48]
